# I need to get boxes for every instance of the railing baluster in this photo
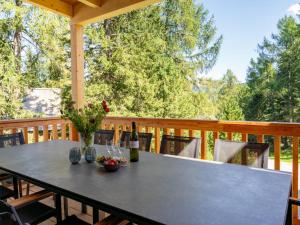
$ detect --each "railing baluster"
[227,132,233,141]
[163,128,170,135]
[257,134,264,143]
[175,129,183,136]
[69,123,73,140]
[201,130,207,159]
[43,125,49,142]
[155,127,160,154]
[241,133,248,142]
[138,125,143,133]
[61,123,67,140]
[33,126,39,143]
[146,127,152,133]
[114,124,120,144]
[53,124,58,140]
[292,136,299,224]
[274,136,281,170]
[23,128,29,144]
[213,131,219,141]
[189,130,195,138]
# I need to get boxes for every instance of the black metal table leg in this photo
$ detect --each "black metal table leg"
[55,193,62,223]
[81,203,87,213]
[12,177,19,199]
[93,207,99,224]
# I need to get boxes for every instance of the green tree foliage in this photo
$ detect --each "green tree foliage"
[217,69,244,121]
[0,0,223,120]
[84,0,222,118]
[244,16,300,122]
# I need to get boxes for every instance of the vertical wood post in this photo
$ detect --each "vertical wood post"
[201,130,207,159]
[71,23,85,141]
[292,137,299,225]
[23,128,28,144]
[274,136,281,170]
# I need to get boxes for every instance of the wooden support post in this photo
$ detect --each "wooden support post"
[23,128,28,144]
[155,127,160,154]
[0,129,3,135]
[201,130,207,159]
[71,23,85,141]
[12,128,17,134]
[292,137,299,225]
[43,125,49,142]
[33,126,39,143]
[274,136,281,170]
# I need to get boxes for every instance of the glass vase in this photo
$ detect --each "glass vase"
[79,132,96,163]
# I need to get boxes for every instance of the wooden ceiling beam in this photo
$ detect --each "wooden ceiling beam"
[24,0,73,17]
[71,0,161,25]
[77,0,101,8]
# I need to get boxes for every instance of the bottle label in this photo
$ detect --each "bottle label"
[130,141,139,149]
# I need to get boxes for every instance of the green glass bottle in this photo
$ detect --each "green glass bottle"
[130,122,139,162]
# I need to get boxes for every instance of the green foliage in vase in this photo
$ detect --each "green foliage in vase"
[61,100,110,146]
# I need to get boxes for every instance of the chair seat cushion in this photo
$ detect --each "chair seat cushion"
[57,215,90,225]
[17,201,56,225]
[0,186,15,200]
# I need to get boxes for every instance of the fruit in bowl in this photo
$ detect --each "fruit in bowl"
[96,156,112,165]
[103,159,119,172]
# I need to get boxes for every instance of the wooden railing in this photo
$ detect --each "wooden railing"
[1,116,300,224]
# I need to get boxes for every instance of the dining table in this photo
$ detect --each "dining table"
[0,140,292,225]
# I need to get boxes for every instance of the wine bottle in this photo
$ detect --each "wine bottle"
[130,122,139,162]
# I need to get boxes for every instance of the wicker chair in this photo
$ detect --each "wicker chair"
[0,190,56,225]
[120,131,153,152]
[0,132,29,199]
[213,139,269,169]
[160,135,201,159]
[94,130,115,145]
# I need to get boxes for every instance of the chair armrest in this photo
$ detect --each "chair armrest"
[0,173,11,181]
[9,190,53,209]
[289,197,300,206]
[94,215,126,225]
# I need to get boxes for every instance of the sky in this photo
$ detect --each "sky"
[199,0,299,82]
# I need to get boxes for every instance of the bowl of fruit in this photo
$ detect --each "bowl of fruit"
[103,159,119,172]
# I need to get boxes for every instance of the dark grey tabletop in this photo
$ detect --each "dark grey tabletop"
[0,140,291,225]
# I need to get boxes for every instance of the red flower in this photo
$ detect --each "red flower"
[102,100,107,107]
[105,107,110,113]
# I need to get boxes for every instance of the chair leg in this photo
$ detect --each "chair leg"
[26,182,30,195]
[12,177,19,199]
[63,197,69,218]
[81,203,87,214]
[18,180,23,198]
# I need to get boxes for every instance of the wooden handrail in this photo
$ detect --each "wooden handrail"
[0,116,299,224]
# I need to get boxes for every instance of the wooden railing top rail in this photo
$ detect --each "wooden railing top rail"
[1,116,300,136]
[104,116,300,136]
[0,117,65,129]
